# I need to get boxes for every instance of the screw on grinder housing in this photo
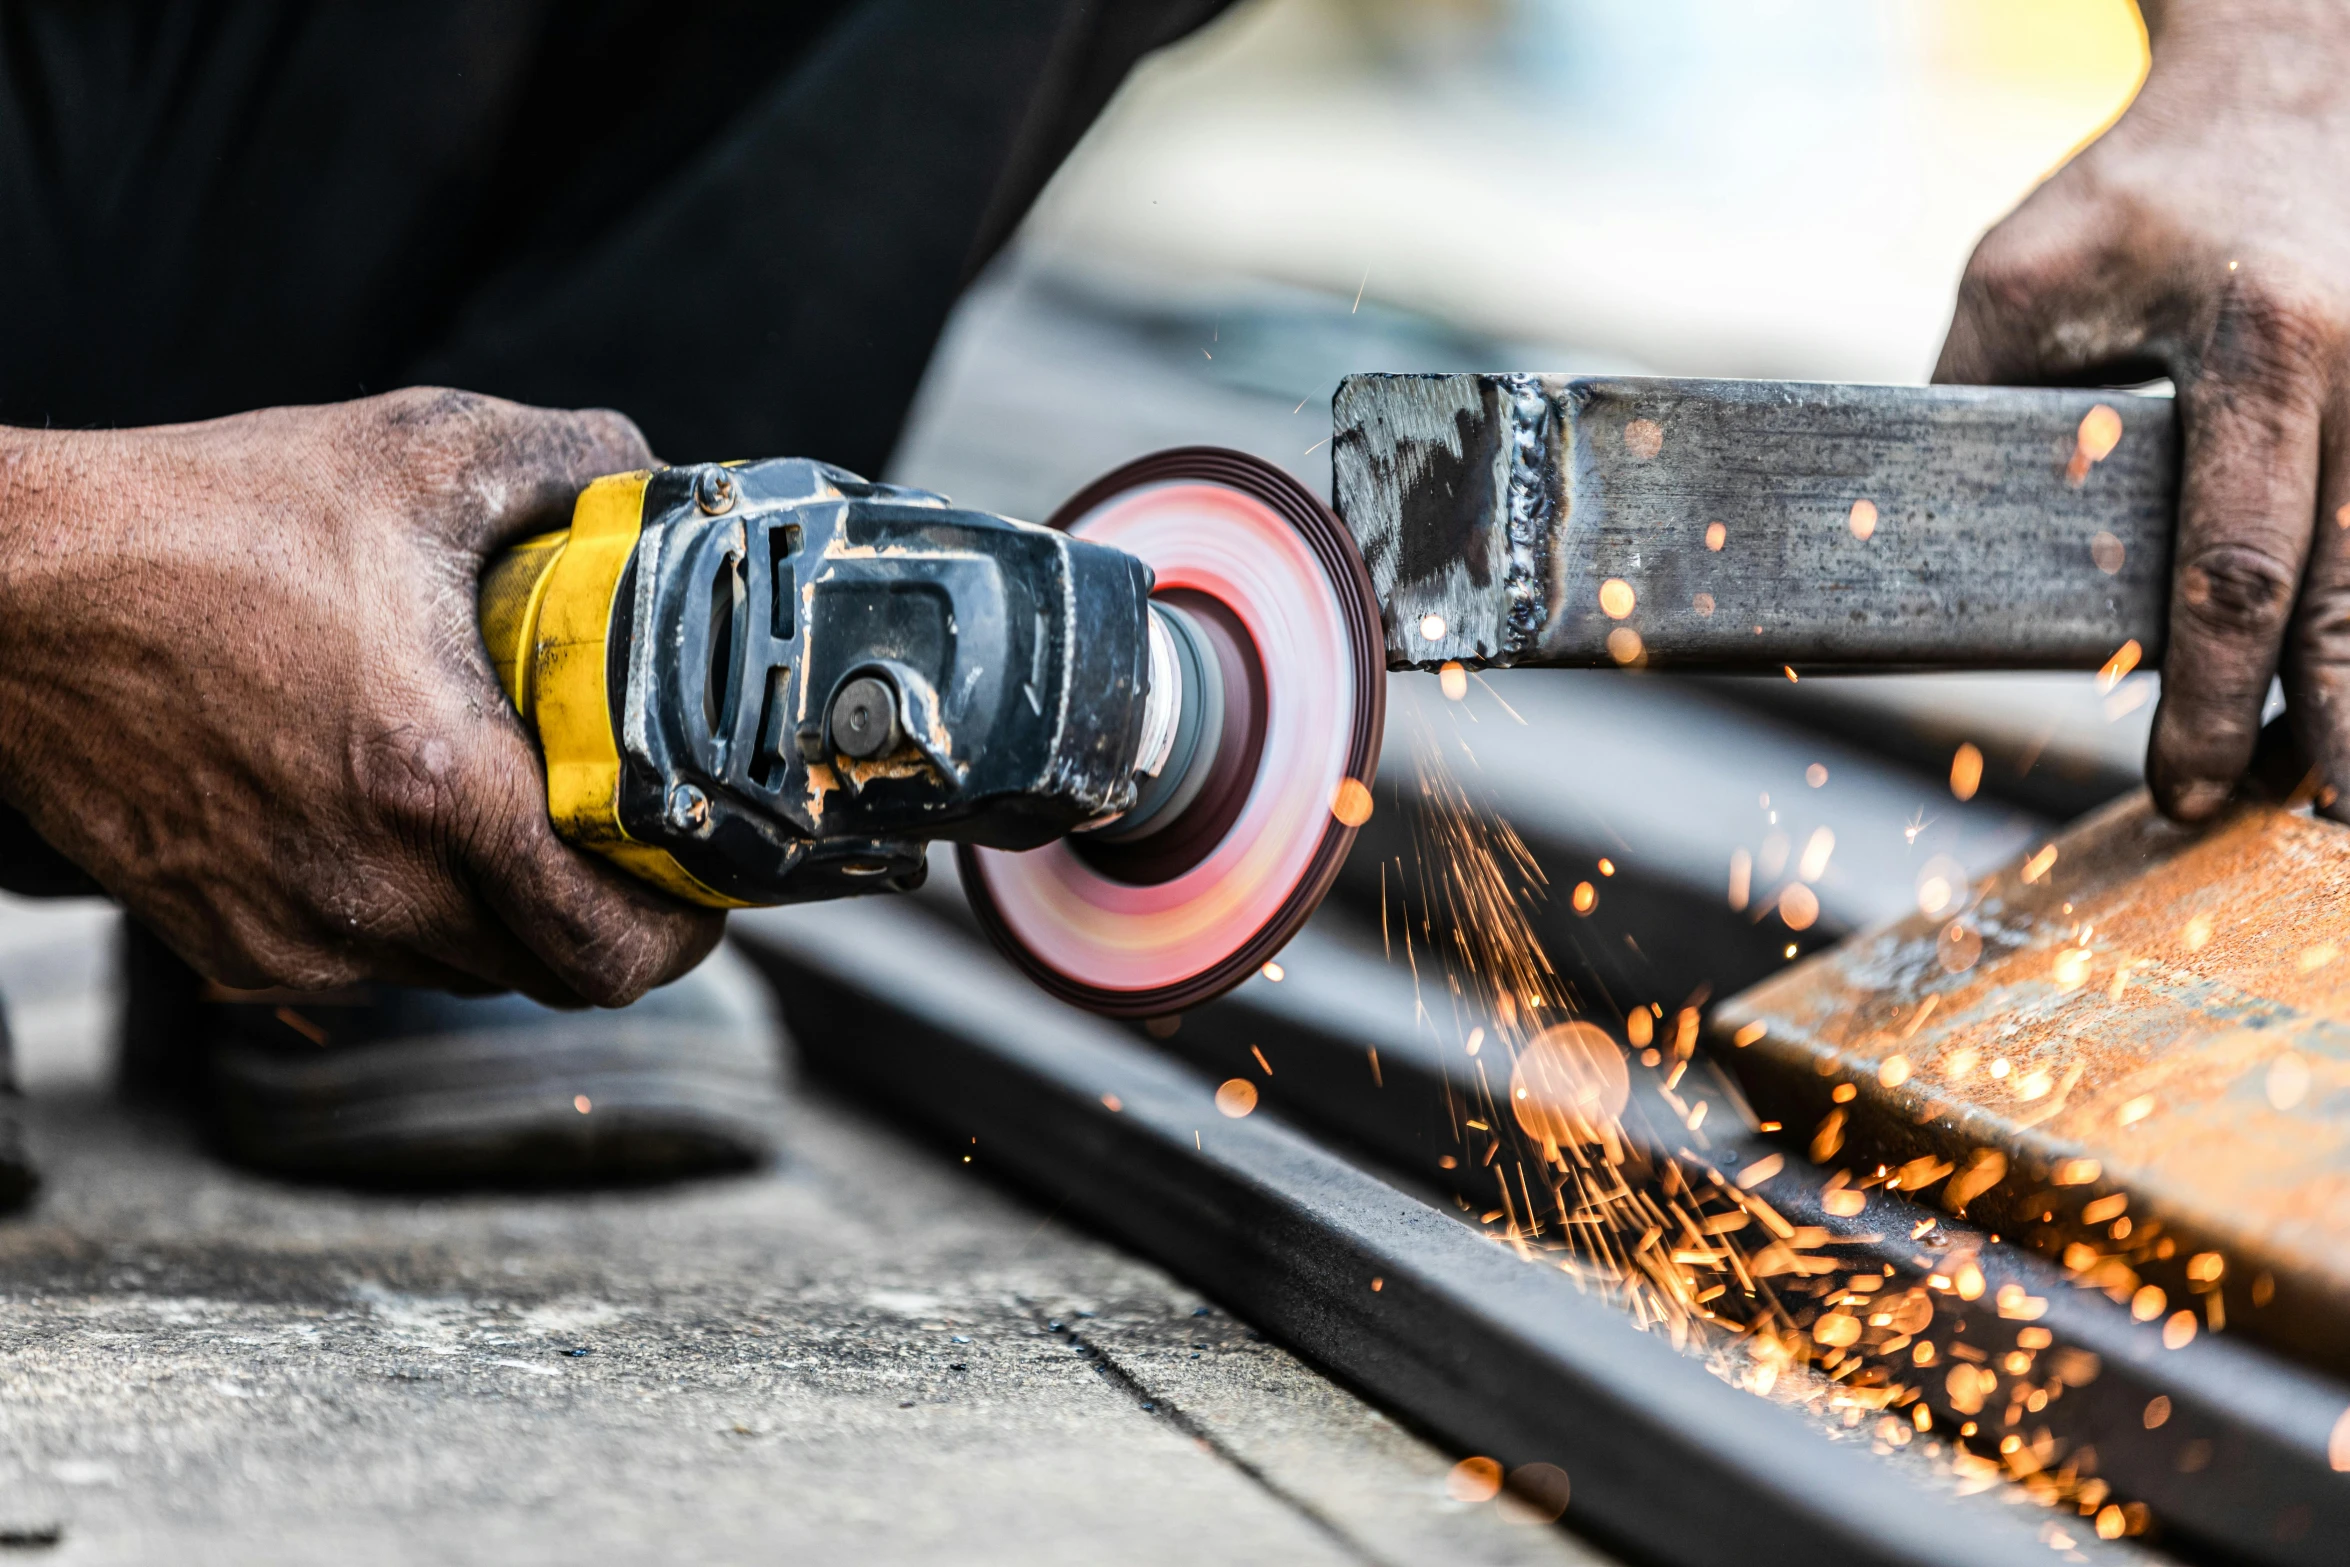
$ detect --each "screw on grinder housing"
[479,450,1384,1017]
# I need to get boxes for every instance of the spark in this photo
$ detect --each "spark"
[1375,699,2142,1524]
[1949,743,1983,802]
[1352,267,1369,313]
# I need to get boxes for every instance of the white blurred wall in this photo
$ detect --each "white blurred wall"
[1019,0,2148,381]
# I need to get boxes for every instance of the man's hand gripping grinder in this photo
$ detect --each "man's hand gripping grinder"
[479,449,1384,1016]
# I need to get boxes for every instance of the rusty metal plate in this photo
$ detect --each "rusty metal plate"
[1715,792,2350,1378]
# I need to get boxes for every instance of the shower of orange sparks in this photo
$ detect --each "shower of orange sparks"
[1394,684,2153,1527]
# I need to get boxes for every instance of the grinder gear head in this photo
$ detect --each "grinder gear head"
[480,449,1383,1017]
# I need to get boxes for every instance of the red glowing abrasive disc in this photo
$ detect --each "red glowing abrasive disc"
[958,449,1384,1018]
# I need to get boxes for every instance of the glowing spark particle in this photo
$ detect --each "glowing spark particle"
[1728,848,1752,911]
[1902,809,1932,845]
[1937,921,1982,975]
[1606,627,1644,665]
[1954,1263,1986,1301]
[1571,881,1597,914]
[1704,521,1727,551]
[1692,591,1715,616]
[1438,660,1469,700]
[1215,1079,1259,1118]
[2182,913,2213,951]
[1847,499,1878,541]
[1824,1188,1865,1217]
[2067,405,2125,485]
[1598,578,1636,619]
[1101,1094,1123,1112]
[2021,844,2059,884]
[1447,1456,1504,1503]
[2095,1505,2126,1540]
[2144,1395,2171,1429]
[1625,1008,1652,1047]
[1597,858,1615,877]
[1418,613,1447,642]
[2096,640,2142,693]
[1813,1312,1861,1347]
[1831,1083,1857,1104]
[1950,743,1983,801]
[2118,1094,2155,1126]
[1623,419,1664,460]
[2331,1407,2350,1472]
[2051,948,2091,990]
[1330,777,1375,827]
[1250,1045,1274,1076]
[2186,1251,2224,1284]
[2052,1158,2101,1186]
[1510,1022,1630,1149]
[1371,1276,1383,1292]
[1735,1153,1785,1190]
[2267,1051,2311,1110]
[1798,826,1834,881]
[1778,884,1820,932]
[2091,531,2126,574]
[1879,1055,1912,1089]
[573,1095,592,1115]
[1464,1027,1484,1056]
[2130,1285,2166,1322]
[2083,1194,2128,1224]
[1782,943,1798,959]
[1988,1058,2011,1079]
[1913,1341,1936,1366]
[2300,941,2339,972]
[1733,1022,1766,1047]
[1261,962,1285,983]
[1783,665,1798,683]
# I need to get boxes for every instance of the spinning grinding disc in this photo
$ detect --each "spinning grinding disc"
[959,449,1385,1018]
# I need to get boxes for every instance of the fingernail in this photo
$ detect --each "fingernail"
[2172,779,2231,818]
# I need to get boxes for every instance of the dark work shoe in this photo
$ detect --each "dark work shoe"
[118,924,787,1188]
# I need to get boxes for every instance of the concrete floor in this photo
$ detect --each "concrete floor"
[0,897,1604,1566]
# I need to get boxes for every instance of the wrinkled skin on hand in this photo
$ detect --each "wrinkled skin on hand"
[0,388,722,1006]
[1937,0,2350,823]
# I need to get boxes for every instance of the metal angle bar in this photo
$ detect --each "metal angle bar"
[1331,375,2177,672]
[1164,924,2350,1565]
[733,901,2117,1567]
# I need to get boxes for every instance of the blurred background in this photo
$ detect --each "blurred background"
[893,0,2163,1024]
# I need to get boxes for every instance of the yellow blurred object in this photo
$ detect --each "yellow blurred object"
[1933,0,2149,149]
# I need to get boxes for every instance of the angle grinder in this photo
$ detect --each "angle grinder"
[478,448,1384,1016]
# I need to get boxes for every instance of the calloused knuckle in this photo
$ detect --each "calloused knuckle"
[2204,277,2340,388]
[576,408,653,468]
[2296,587,2350,665]
[348,723,470,853]
[2177,544,2298,639]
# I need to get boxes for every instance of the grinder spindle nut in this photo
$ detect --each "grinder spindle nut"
[830,676,900,760]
